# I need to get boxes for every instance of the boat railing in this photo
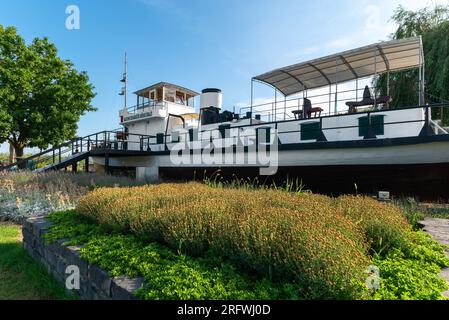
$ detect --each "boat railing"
[140,103,449,150]
[0,130,154,171]
[122,100,168,115]
[237,86,396,123]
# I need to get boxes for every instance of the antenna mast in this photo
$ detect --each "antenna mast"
[120,52,128,112]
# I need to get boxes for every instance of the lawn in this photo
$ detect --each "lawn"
[0,222,70,300]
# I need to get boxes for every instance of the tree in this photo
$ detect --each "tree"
[375,5,449,125]
[0,25,96,161]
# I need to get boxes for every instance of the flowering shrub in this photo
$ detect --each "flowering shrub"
[336,195,411,254]
[45,211,302,300]
[43,182,447,300]
[77,183,374,299]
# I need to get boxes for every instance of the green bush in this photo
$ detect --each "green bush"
[45,207,449,300]
[45,211,300,300]
[76,184,371,299]
[336,195,411,254]
[372,231,449,300]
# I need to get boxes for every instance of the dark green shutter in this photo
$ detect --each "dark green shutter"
[301,122,320,141]
[156,133,164,144]
[189,129,195,141]
[358,115,385,137]
[219,124,231,138]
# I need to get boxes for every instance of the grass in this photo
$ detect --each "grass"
[0,222,70,300]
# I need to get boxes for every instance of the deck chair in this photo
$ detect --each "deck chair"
[346,85,392,113]
[304,98,323,118]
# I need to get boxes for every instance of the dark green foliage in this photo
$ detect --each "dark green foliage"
[0,25,96,157]
[45,207,449,300]
[45,211,301,300]
[375,5,449,124]
[373,231,449,300]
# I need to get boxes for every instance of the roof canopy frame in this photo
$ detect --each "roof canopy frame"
[274,51,421,96]
[253,36,424,97]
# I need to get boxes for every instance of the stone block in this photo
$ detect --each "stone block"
[89,264,112,296]
[63,245,88,278]
[28,217,52,238]
[43,246,58,268]
[22,228,32,242]
[110,276,144,300]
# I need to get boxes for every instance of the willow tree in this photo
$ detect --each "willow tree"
[375,5,449,125]
[0,25,96,162]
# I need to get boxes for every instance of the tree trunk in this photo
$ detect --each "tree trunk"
[14,145,24,158]
[8,142,16,164]
[13,144,25,169]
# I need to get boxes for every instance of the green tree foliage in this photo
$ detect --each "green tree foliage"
[0,25,96,158]
[375,5,449,124]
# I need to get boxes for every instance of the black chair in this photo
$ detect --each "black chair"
[304,98,323,118]
[292,98,323,119]
[346,85,392,113]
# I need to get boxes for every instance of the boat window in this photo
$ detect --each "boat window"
[164,88,176,103]
[176,91,185,105]
[157,88,163,101]
[358,115,385,137]
[171,131,180,143]
[301,122,320,141]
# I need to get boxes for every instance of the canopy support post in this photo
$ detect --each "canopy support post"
[250,79,254,125]
[418,44,425,106]
[356,78,359,101]
[334,58,339,114]
[284,97,286,121]
[387,72,390,96]
[374,48,377,110]
[274,89,277,122]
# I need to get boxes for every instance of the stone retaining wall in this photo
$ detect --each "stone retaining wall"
[22,216,144,300]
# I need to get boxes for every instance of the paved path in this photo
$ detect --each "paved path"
[420,218,449,298]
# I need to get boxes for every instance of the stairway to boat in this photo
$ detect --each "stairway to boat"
[0,130,150,173]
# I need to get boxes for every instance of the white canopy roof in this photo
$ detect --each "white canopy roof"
[253,37,423,96]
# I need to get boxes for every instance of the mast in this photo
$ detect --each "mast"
[120,52,128,112]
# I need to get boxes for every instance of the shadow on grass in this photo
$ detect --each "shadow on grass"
[0,224,74,300]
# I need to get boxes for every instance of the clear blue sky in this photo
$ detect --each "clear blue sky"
[0,0,444,152]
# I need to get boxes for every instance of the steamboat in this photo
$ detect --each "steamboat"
[3,37,449,200]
